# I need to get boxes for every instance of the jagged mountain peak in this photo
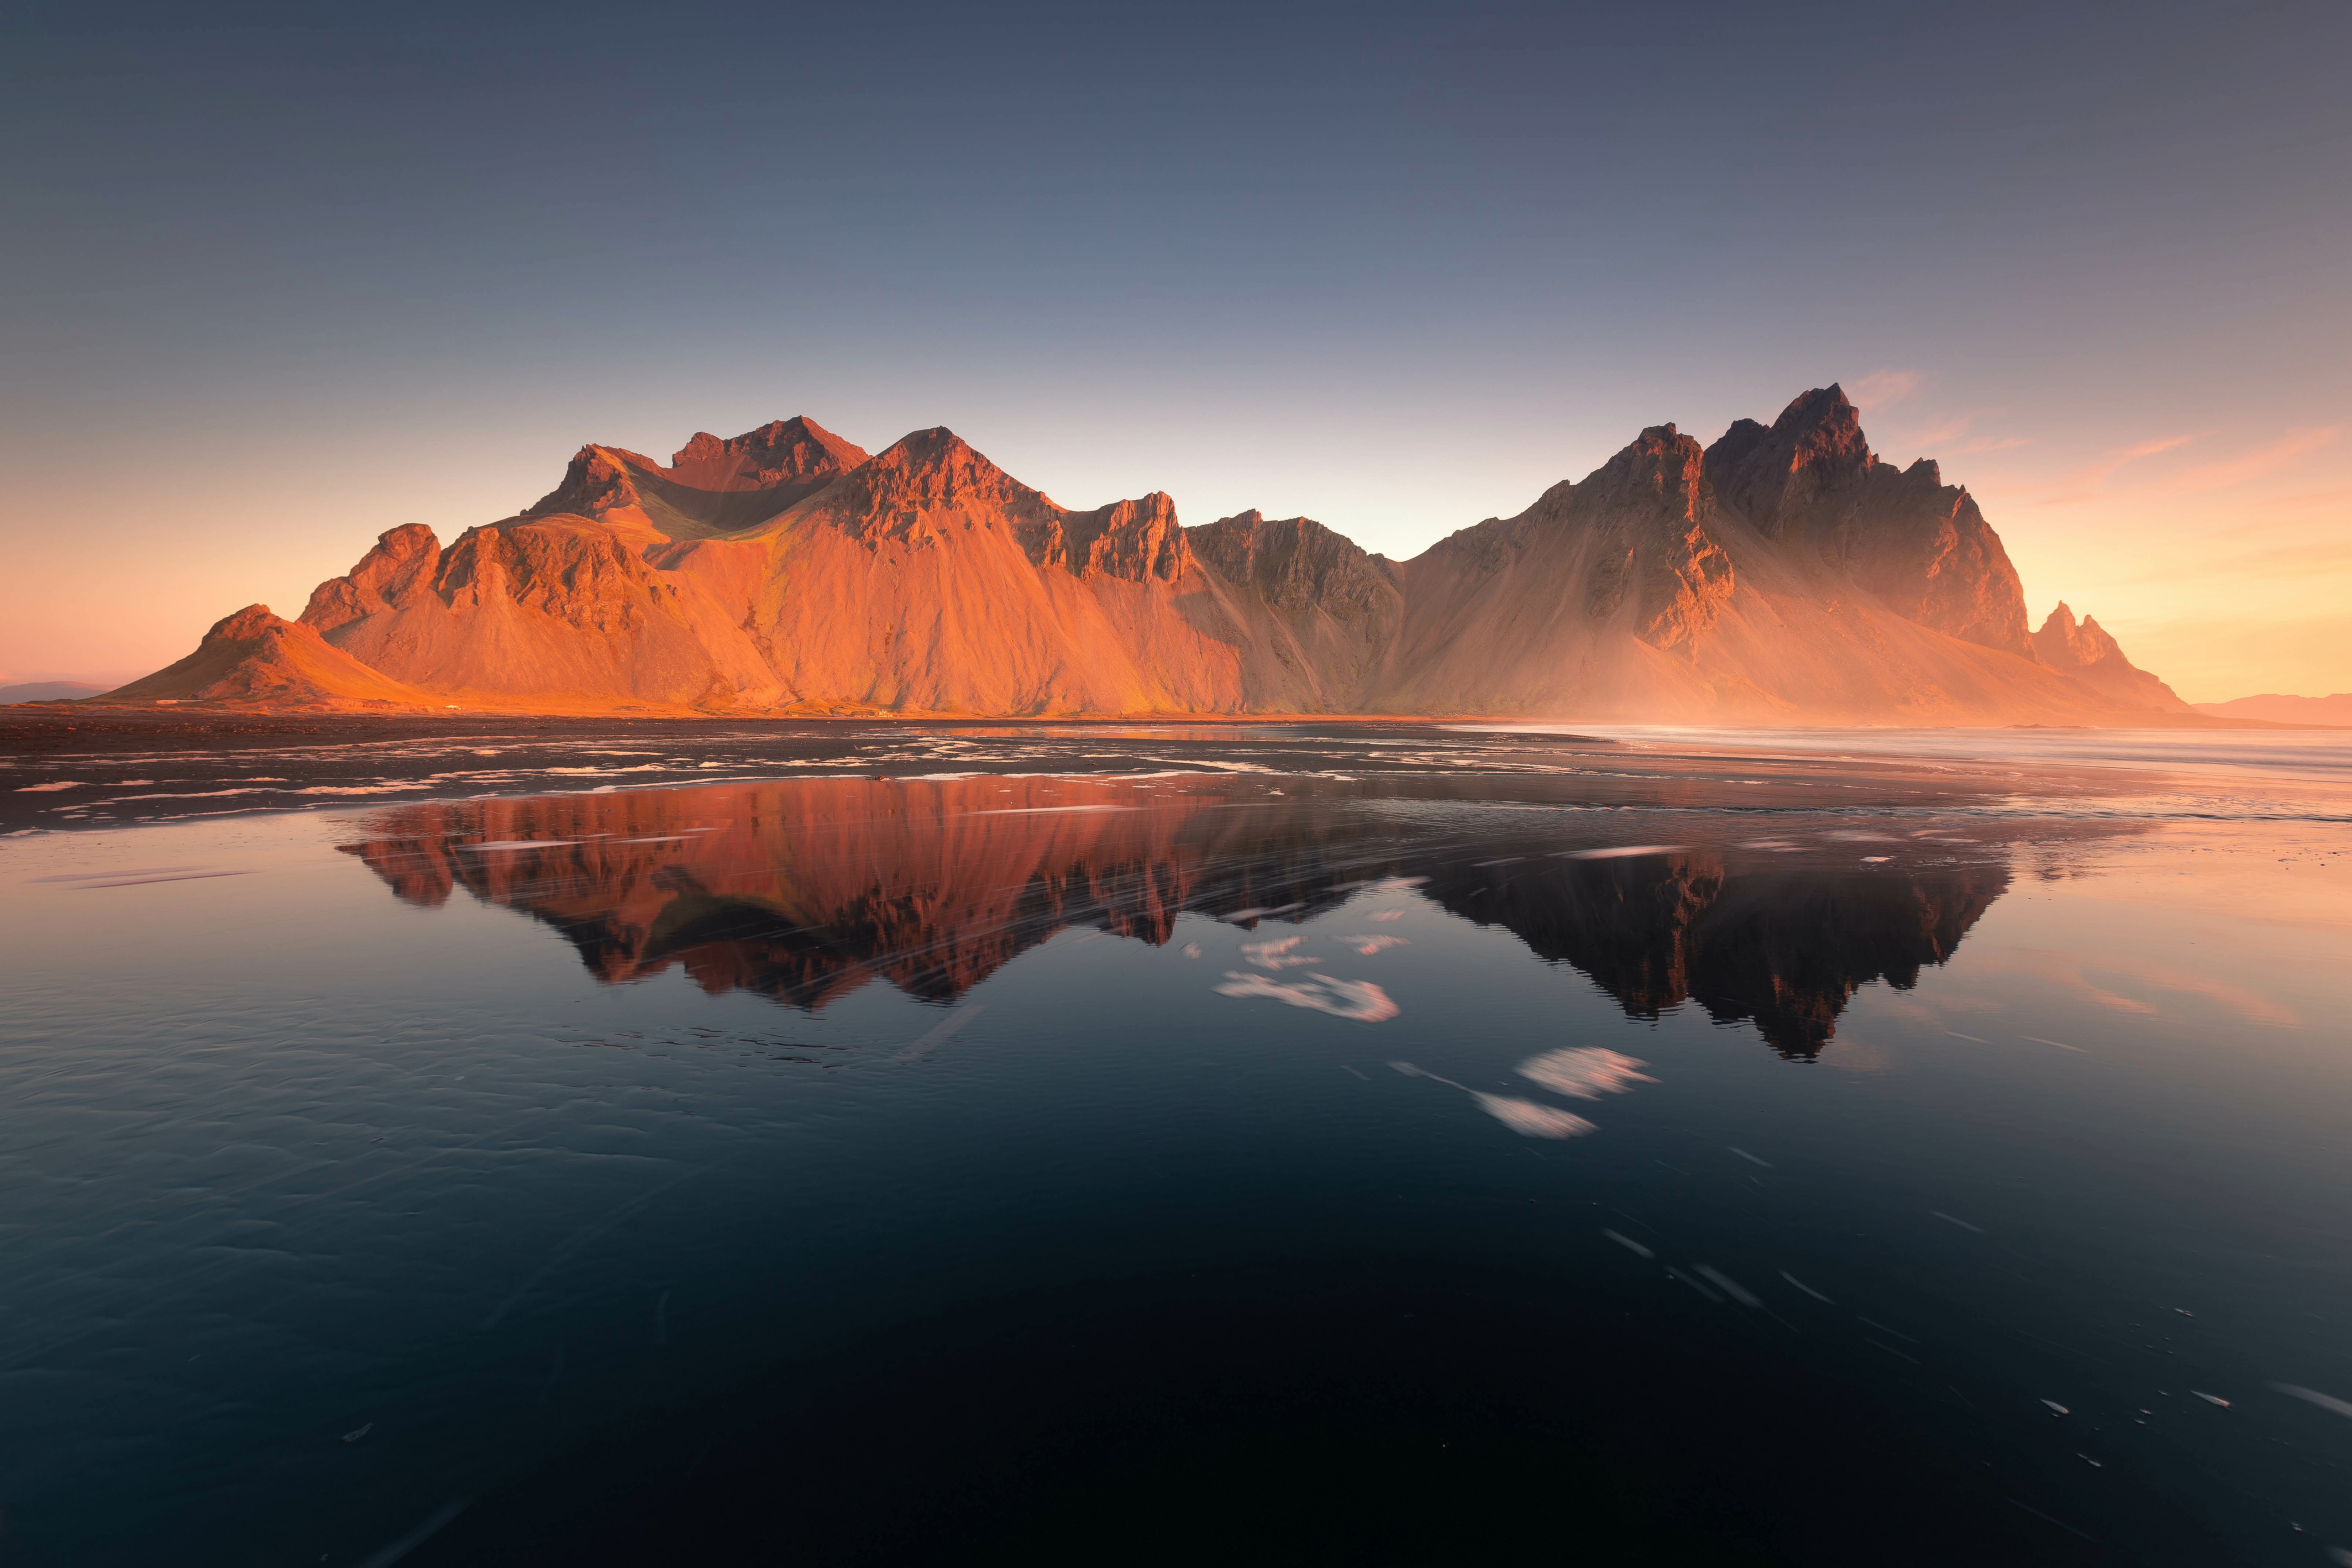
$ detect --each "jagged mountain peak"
[525,446,635,519]
[833,426,1047,513]
[1696,385,2032,657]
[524,417,869,538]
[853,426,1048,497]
[1773,385,1874,484]
[1191,508,1352,541]
[1708,386,1873,514]
[791,426,1185,584]
[2031,602,2187,711]
[1034,492,1188,583]
[1187,510,1400,616]
[207,604,283,641]
[1772,382,1862,437]
[2035,602,2126,664]
[871,425,985,470]
[302,524,443,636]
[1577,424,1709,518]
[666,417,867,488]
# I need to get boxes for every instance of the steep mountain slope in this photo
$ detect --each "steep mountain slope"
[300,512,786,710]
[292,424,1411,714]
[2031,604,2193,712]
[295,419,879,711]
[1373,407,2151,722]
[118,388,2208,722]
[1704,387,2033,655]
[702,426,1246,713]
[1184,511,1404,709]
[102,606,440,709]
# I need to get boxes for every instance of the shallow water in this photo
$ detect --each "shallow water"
[2,726,2349,1564]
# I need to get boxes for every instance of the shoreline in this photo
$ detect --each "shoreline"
[0,704,2325,764]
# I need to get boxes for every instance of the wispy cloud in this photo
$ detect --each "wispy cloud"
[1891,412,1980,448]
[2031,430,2207,505]
[2116,539,2352,586]
[2183,488,2352,546]
[2176,426,2341,492]
[1946,434,2032,457]
[2083,432,2202,486]
[2033,426,2339,508]
[1848,368,1922,410]
[1970,947,2299,1027]
[1880,407,2025,460]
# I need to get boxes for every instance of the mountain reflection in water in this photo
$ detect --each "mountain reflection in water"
[344,774,2016,1056]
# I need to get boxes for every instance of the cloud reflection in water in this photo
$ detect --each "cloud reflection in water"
[1212,972,1399,1023]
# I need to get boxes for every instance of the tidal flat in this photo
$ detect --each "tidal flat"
[2,720,2348,1564]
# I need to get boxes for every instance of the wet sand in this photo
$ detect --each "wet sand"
[0,710,2252,839]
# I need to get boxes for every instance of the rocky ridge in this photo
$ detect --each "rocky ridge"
[2031,603,2188,710]
[1704,387,2033,655]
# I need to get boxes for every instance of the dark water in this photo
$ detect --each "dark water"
[3,724,2349,1564]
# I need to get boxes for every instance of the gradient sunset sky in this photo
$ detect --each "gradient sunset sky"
[5,1,2347,702]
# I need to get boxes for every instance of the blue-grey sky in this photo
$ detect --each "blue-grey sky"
[5,0,2347,699]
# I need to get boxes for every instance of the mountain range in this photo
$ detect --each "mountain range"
[96,387,2207,723]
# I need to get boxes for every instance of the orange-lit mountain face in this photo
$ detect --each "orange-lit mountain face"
[102,604,441,708]
[340,775,2013,1057]
[116,390,2198,722]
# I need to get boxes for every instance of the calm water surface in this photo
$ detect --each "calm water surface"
[3,724,2348,1564]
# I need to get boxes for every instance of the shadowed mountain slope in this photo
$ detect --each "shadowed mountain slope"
[1184,511,1405,710]
[1370,401,2181,722]
[1704,387,2033,655]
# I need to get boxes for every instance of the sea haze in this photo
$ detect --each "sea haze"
[2,724,2348,1564]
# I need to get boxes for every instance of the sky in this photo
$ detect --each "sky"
[3,0,2346,702]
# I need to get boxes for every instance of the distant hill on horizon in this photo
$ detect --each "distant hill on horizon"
[2192,692,2352,726]
[0,680,109,704]
[95,387,2211,725]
